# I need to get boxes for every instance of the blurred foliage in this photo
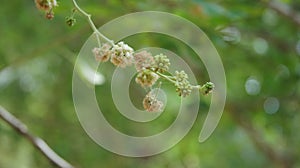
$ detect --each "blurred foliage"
[1,0,300,168]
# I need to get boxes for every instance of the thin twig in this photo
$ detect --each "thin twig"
[71,0,114,45]
[0,106,74,168]
[155,71,176,84]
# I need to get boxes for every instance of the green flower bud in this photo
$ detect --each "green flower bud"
[175,70,188,82]
[174,70,192,97]
[66,16,76,27]
[153,54,170,73]
[201,82,214,95]
[175,80,192,97]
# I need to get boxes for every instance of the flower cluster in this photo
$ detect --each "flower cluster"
[35,0,58,19]
[92,42,134,67]
[153,54,170,73]
[91,40,214,112]
[174,71,192,97]
[35,0,214,113]
[143,90,163,112]
[134,51,155,72]
[110,42,134,67]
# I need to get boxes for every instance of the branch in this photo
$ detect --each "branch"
[0,106,75,168]
[71,0,114,45]
[267,0,300,27]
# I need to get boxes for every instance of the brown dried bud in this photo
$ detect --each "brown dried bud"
[35,0,57,11]
[143,91,163,112]
[35,0,51,10]
[45,11,54,20]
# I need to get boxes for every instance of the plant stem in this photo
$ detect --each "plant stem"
[155,71,201,90]
[0,106,74,168]
[71,0,114,46]
[155,71,176,84]
[191,85,201,89]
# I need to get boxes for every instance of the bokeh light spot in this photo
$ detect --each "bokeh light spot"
[264,97,280,114]
[253,38,268,55]
[245,77,261,95]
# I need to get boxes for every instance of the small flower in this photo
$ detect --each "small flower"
[200,82,214,95]
[35,0,57,11]
[174,70,192,97]
[134,51,155,71]
[135,69,159,88]
[153,54,170,73]
[175,70,188,82]
[143,91,163,112]
[35,0,51,10]
[175,80,192,97]
[51,0,57,7]
[110,41,134,68]
[92,43,112,62]
[35,0,58,20]
[45,11,54,20]
[65,16,76,27]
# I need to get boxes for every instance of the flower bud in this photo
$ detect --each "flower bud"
[45,11,54,20]
[135,69,159,88]
[66,17,76,27]
[134,51,154,72]
[35,0,57,11]
[110,42,134,68]
[35,0,51,10]
[174,70,192,97]
[201,82,214,95]
[143,91,163,112]
[92,43,112,62]
[153,54,170,73]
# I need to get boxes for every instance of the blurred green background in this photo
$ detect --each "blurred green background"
[1,0,300,167]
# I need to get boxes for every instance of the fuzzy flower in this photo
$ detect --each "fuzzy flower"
[174,71,192,97]
[153,54,170,73]
[92,43,112,62]
[135,69,159,88]
[143,91,163,112]
[110,41,134,68]
[134,51,155,71]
